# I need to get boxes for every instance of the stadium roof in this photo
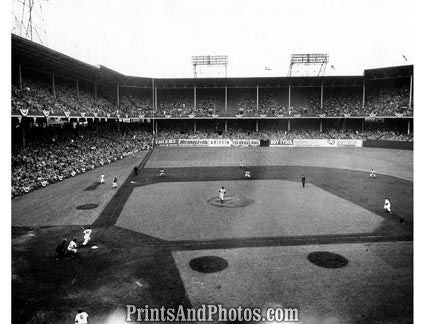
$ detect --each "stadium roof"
[12,34,126,84]
[364,65,413,80]
[152,76,364,88]
[12,34,412,88]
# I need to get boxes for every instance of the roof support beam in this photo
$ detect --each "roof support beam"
[409,75,413,110]
[288,86,291,111]
[224,86,227,113]
[256,86,259,111]
[116,83,120,109]
[51,73,55,98]
[18,64,23,90]
[194,86,197,111]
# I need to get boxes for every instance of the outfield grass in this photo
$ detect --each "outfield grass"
[147,147,413,181]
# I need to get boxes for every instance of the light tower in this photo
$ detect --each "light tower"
[288,54,329,77]
[12,0,48,45]
[192,55,229,78]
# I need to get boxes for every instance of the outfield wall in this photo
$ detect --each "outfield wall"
[363,140,413,150]
[154,138,411,149]
[155,138,363,148]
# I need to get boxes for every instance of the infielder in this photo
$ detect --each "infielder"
[370,169,377,178]
[219,186,226,203]
[112,176,118,188]
[159,168,166,177]
[245,170,251,178]
[82,228,92,246]
[384,197,392,214]
[100,174,105,184]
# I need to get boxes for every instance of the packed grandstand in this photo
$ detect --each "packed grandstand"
[11,34,413,197]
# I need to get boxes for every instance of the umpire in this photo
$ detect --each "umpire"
[301,175,306,188]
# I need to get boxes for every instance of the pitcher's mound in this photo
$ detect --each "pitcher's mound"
[207,196,254,208]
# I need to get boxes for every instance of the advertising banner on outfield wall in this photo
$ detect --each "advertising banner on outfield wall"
[270,139,295,147]
[231,139,261,147]
[292,139,363,147]
[208,139,232,147]
[167,138,260,147]
[335,139,363,147]
[293,139,336,147]
[155,139,178,147]
[178,139,209,147]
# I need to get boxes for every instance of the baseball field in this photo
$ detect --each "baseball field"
[12,147,413,323]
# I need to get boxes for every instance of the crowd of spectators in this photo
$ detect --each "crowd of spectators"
[157,92,194,117]
[12,78,412,118]
[12,80,116,116]
[313,88,363,116]
[120,95,152,116]
[258,92,286,116]
[197,92,224,116]
[12,130,153,198]
[365,86,411,116]
[227,90,256,116]
[154,128,413,142]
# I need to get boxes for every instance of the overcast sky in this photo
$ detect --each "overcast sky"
[11,0,415,78]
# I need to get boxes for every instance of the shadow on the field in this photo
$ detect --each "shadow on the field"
[84,181,102,191]
[12,225,192,323]
[92,149,153,227]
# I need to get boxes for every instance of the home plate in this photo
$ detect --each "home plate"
[91,246,99,249]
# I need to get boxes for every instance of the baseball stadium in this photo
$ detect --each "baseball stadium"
[11,29,413,324]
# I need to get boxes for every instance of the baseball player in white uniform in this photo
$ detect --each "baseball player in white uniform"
[370,169,377,178]
[245,170,251,178]
[384,198,392,214]
[75,309,88,324]
[219,186,226,203]
[112,176,118,188]
[82,228,92,246]
[100,174,105,184]
[67,238,78,255]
